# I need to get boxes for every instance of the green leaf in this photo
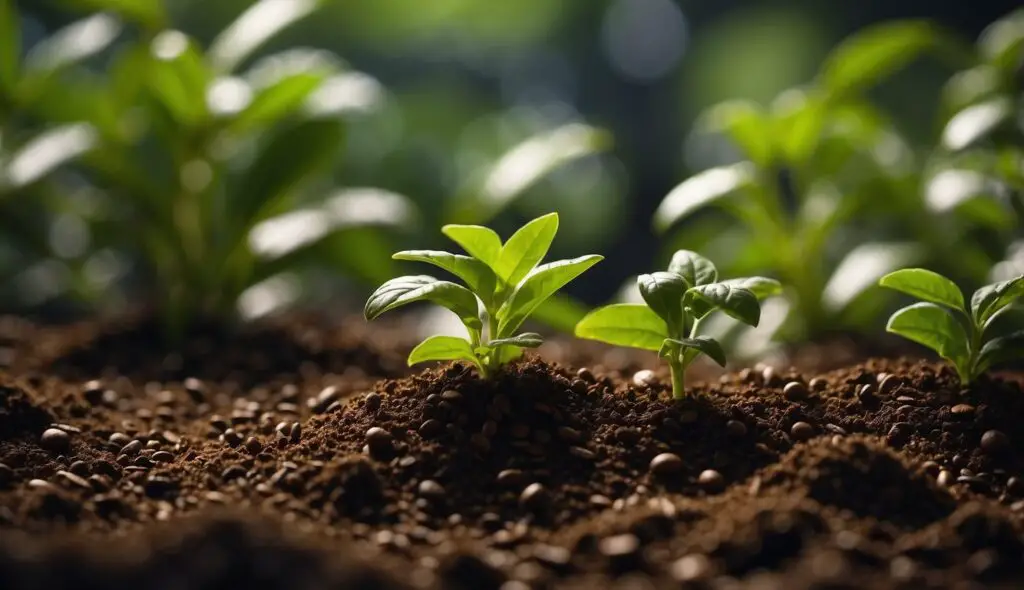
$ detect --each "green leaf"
[978,330,1024,373]
[408,335,481,369]
[495,212,559,287]
[638,271,687,331]
[941,98,1013,152]
[659,337,727,367]
[574,303,668,351]
[441,224,502,268]
[392,250,496,297]
[1,124,97,189]
[232,118,344,231]
[146,31,209,126]
[73,0,167,30]
[458,123,611,223]
[697,100,772,166]
[667,250,718,287]
[485,333,543,349]
[886,303,970,377]
[685,283,760,326]
[364,275,480,329]
[979,9,1024,72]
[878,268,965,311]
[971,276,1024,327]
[653,163,753,233]
[820,20,939,98]
[233,71,328,130]
[0,0,19,94]
[24,13,122,76]
[208,0,319,73]
[718,277,782,300]
[497,254,603,337]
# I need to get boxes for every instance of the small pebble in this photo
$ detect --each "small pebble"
[418,480,446,500]
[790,422,814,441]
[576,367,595,382]
[878,374,901,396]
[632,370,656,387]
[950,404,975,417]
[808,377,827,392]
[937,470,956,486]
[1006,477,1024,496]
[615,427,641,444]
[108,432,131,446]
[570,446,596,460]
[440,389,462,402]
[725,420,747,437]
[497,469,525,488]
[886,422,912,447]
[761,366,782,386]
[599,534,640,558]
[245,437,263,455]
[981,430,1009,454]
[519,483,550,513]
[649,453,683,477]
[671,554,712,582]
[783,381,808,401]
[152,451,174,463]
[419,419,443,438]
[364,392,382,412]
[698,469,724,491]
[40,428,70,452]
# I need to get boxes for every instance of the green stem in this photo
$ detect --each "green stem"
[669,359,686,400]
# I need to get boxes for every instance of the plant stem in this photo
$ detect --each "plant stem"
[669,359,686,400]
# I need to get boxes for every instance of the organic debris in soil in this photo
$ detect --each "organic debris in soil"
[2,348,1024,588]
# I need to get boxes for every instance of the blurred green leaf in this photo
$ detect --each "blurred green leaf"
[233,72,327,131]
[25,13,121,77]
[453,123,611,224]
[820,20,940,99]
[1,124,97,189]
[232,117,344,232]
[653,163,754,233]
[772,91,826,165]
[941,98,1013,151]
[698,100,772,166]
[822,241,919,313]
[0,0,19,96]
[979,9,1024,72]
[70,0,167,30]
[146,31,210,127]
[208,0,320,73]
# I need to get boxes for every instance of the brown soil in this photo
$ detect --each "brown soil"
[2,317,1024,589]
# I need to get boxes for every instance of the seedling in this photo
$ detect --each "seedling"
[364,213,602,377]
[879,268,1024,383]
[575,250,780,399]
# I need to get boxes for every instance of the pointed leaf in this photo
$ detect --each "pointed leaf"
[408,335,481,369]
[971,276,1024,327]
[441,224,502,268]
[638,271,687,331]
[364,275,480,329]
[667,250,718,287]
[497,255,602,337]
[886,302,970,374]
[486,333,543,349]
[232,118,344,230]
[823,241,919,313]
[942,98,1012,151]
[25,13,122,76]
[820,20,940,98]
[653,163,753,233]
[496,212,558,287]
[208,0,318,73]
[2,124,97,189]
[393,250,496,297]
[574,303,668,351]
[233,71,329,131]
[0,0,19,94]
[686,283,760,326]
[718,277,782,300]
[146,31,210,126]
[660,337,726,367]
[878,268,965,311]
[697,100,772,166]
[978,331,1024,373]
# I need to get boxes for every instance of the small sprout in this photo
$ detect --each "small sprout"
[879,268,1024,384]
[364,212,602,377]
[574,250,780,399]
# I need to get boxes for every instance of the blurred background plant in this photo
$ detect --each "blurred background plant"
[2,0,1022,350]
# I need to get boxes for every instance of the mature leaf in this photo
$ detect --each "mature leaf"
[774,92,826,165]
[978,330,1024,373]
[233,71,328,130]
[486,333,544,349]
[686,283,760,326]
[878,268,965,311]
[942,98,1013,152]
[232,118,344,231]
[979,9,1024,72]
[495,212,558,288]
[393,250,496,297]
[0,0,19,94]
[659,337,727,367]
[208,0,319,73]
[408,335,480,368]
[697,100,772,166]
[667,250,718,287]
[497,255,603,337]
[441,224,502,268]
[146,31,209,126]
[718,277,782,300]
[971,276,1024,327]
[575,303,668,351]
[74,0,167,30]
[820,20,939,98]
[653,163,753,233]
[886,303,970,373]
[24,13,121,76]
[364,275,480,329]
[2,124,97,189]
[461,124,610,223]
[638,272,687,331]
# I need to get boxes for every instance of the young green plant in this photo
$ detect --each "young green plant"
[879,268,1024,384]
[364,213,602,377]
[575,250,780,399]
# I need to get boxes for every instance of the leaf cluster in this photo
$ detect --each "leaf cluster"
[365,213,601,376]
[880,268,1024,383]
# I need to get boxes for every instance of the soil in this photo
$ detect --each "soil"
[3,315,1024,589]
